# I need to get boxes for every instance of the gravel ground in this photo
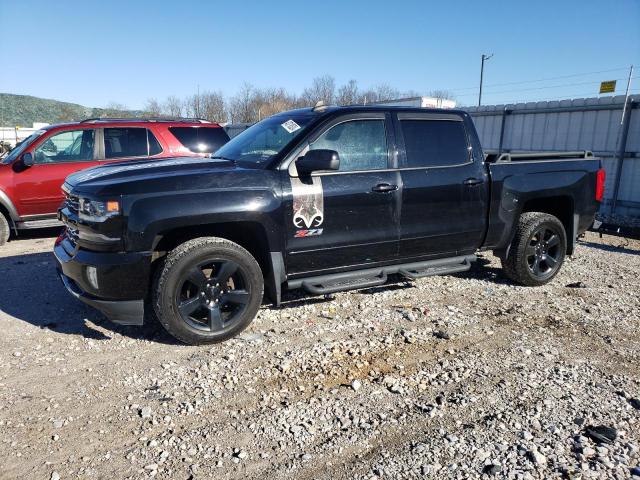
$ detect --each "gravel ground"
[0,231,639,480]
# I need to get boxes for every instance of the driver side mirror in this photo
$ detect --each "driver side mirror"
[22,152,34,167]
[296,149,340,176]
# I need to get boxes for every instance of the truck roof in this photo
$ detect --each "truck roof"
[271,105,469,118]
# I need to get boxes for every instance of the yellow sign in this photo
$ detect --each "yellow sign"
[599,80,617,94]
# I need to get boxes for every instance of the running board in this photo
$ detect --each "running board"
[17,218,63,229]
[288,255,476,296]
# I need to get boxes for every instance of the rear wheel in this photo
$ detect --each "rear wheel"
[0,213,10,246]
[153,237,264,345]
[501,212,567,286]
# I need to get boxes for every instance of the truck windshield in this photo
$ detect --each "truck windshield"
[213,113,315,167]
[1,130,47,164]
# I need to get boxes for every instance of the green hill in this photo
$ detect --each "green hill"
[0,93,141,127]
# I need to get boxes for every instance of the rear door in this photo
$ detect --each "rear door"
[283,112,401,275]
[13,128,98,216]
[394,112,488,259]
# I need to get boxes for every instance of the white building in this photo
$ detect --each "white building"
[0,123,49,147]
[370,96,457,109]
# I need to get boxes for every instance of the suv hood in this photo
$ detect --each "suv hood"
[65,156,239,194]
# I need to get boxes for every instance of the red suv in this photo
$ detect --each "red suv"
[0,118,229,245]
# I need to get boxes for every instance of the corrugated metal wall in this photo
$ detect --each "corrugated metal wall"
[466,95,640,226]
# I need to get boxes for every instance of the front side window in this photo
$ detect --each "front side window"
[2,130,47,164]
[401,120,469,168]
[169,127,230,153]
[104,128,160,159]
[310,119,387,172]
[33,129,95,164]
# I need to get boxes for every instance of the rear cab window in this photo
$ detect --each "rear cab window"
[169,127,230,154]
[399,117,469,168]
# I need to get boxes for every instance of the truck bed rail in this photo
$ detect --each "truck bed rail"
[485,150,594,163]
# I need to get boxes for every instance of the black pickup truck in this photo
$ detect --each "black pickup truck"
[54,105,605,345]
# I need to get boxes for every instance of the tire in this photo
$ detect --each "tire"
[0,213,10,246]
[501,212,567,286]
[153,237,264,345]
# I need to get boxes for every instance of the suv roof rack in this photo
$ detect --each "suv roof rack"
[80,117,213,124]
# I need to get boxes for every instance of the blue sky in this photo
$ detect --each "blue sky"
[1,0,638,108]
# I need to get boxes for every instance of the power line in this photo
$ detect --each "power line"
[449,67,630,93]
[455,77,636,98]
[468,87,640,106]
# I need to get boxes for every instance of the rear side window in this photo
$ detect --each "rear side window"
[169,127,230,153]
[103,128,162,158]
[401,120,469,168]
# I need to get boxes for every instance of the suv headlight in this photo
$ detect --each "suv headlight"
[79,198,120,222]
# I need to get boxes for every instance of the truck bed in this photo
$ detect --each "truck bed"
[482,154,602,253]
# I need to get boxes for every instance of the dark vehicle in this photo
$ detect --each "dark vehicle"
[54,105,605,345]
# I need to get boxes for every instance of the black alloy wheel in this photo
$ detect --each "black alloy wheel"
[153,237,264,345]
[501,212,567,286]
[176,259,250,333]
[525,226,562,279]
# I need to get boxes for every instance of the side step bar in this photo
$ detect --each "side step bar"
[287,255,476,295]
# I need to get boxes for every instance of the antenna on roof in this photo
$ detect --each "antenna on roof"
[312,101,328,112]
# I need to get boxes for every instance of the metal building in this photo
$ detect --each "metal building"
[465,95,640,227]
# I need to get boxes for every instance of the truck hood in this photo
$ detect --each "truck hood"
[65,156,244,195]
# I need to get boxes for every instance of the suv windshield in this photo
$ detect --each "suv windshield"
[213,113,315,167]
[1,130,47,164]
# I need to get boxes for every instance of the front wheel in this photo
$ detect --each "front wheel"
[153,237,264,345]
[501,212,567,286]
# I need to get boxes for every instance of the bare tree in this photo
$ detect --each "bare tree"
[144,98,163,117]
[428,89,456,101]
[336,80,359,105]
[301,75,336,106]
[252,87,298,119]
[102,102,132,118]
[184,91,206,119]
[374,84,400,102]
[163,96,183,117]
[228,83,256,123]
[200,91,227,123]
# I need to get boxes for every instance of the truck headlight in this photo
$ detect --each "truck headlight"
[79,198,120,222]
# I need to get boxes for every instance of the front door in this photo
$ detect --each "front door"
[283,113,400,276]
[393,112,488,259]
[13,128,97,216]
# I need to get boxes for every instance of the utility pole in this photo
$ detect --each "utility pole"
[620,65,634,124]
[478,53,494,107]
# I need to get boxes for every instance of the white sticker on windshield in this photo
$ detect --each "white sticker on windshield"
[281,119,301,134]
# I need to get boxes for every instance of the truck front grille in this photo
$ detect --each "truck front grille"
[65,192,80,215]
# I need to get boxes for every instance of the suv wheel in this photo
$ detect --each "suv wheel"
[153,237,264,345]
[501,212,567,286]
[0,213,10,246]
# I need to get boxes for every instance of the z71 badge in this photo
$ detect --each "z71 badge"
[291,177,324,237]
[294,228,324,238]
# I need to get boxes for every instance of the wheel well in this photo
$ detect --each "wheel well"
[152,222,272,278]
[521,196,574,253]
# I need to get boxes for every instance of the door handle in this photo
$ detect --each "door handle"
[372,183,398,193]
[463,177,483,186]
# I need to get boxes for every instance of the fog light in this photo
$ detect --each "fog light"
[86,266,99,290]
